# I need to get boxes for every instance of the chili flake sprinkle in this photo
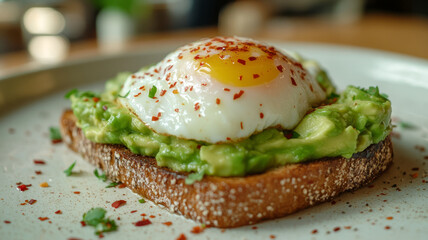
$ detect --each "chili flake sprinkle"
[163,221,173,226]
[55,210,62,214]
[190,226,205,234]
[291,77,297,86]
[38,217,49,221]
[240,122,243,130]
[4,221,11,224]
[249,56,257,61]
[216,98,221,105]
[194,102,200,111]
[35,171,42,175]
[134,219,151,227]
[17,184,30,191]
[237,59,246,65]
[176,233,187,240]
[233,90,245,100]
[152,116,159,121]
[39,182,49,188]
[253,74,260,79]
[33,160,46,165]
[276,65,284,72]
[28,199,37,205]
[112,200,126,209]
[260,113,264,119]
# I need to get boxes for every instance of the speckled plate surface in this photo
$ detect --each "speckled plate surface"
[1,42,427,240]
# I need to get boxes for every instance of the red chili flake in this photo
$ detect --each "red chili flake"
[28,199,37,205]
[344,226,351,230]
[130,210,137,213]
[200,61,205,66]
[17,184,29,191]
[134,219,152,227]
[224,88,230,92]
[249,56,257,61]
[276,65,283,72]
[55,210,62,214]
[270,235,276,239]
[290,77,297,86]
[194,103,200,111]
[309,84,314,92]
[385,226,391,230]
[386,216,393,220]
[167,65,173,71]
[139,86,145,90]
[169,82,177,89]
[194,55,201,60]
[73,191,80,194]
[260,113,264,119]
[149,215,156,218]
[80,221,86,227]
[166,73,171,81]
[35,171,42,175]
[311,229,318,234]
[189,86,193,91]
[152,116,159,121]
[99,233,104,238]
[159,90,167,96]
[92,97,100,103]
[4,221,11,224]
[134,92,141,97]
[253,74,260,79]
[38,217,49,221]
[411,172,418,178]
[132,75,136,78]
[233,90,244,100]
[112,200,126,209]
[117,183,127,188]
[201,83,208,86]
[333,227,341,232]
[163,221,173,226]
[174,108,179,113]
[237,59,246,65]
[140,213,146,217]
[190,226,204,234]
[33,160,46,165]
[251,226,258,230]
[216,98,221,105]
[157,112,162,118]
[240,122,243,130]
[176,233,187,240]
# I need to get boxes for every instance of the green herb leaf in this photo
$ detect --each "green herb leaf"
[105,182,119,188]
[65,89,78,99]
[399,121,416,129]
[63,161,76,176]
[82,208,106,226]
[94,169,107,182]
[148,86,157,98]
[291,131,300,138]
[138,199,146,203]
[118,90,130,98]
[49,127,62,141]
[82,208,117,235]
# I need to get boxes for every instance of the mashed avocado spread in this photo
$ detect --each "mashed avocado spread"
[68,71,391,183]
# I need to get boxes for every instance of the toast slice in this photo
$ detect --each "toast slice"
[60,109,393,228]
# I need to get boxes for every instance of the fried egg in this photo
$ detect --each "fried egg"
[119,37,327,143]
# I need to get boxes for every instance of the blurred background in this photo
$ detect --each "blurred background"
[0,0,427,65]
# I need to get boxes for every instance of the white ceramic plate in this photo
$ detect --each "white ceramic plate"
[1,42,427,240]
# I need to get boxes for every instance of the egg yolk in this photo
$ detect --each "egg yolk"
[194,46,280,87]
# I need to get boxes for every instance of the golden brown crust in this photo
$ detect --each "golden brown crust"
[60,110,393,228]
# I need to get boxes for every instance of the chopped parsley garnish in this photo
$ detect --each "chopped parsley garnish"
[49,127,62,141]
[148,86,157,98]
[63,161,76,176]
[118,90,130,98]
[94,169,107,182]
[399,121,416,129]
[82,208,117,235]
[105,182,119,188]
[65,89,78,99]
[138,199,146,203]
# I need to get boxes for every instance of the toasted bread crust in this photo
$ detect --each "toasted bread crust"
[60,110,393,228]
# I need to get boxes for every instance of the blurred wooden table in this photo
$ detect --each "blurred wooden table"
[1,13,427,77]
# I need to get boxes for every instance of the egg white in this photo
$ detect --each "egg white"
[119,37,326,143]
